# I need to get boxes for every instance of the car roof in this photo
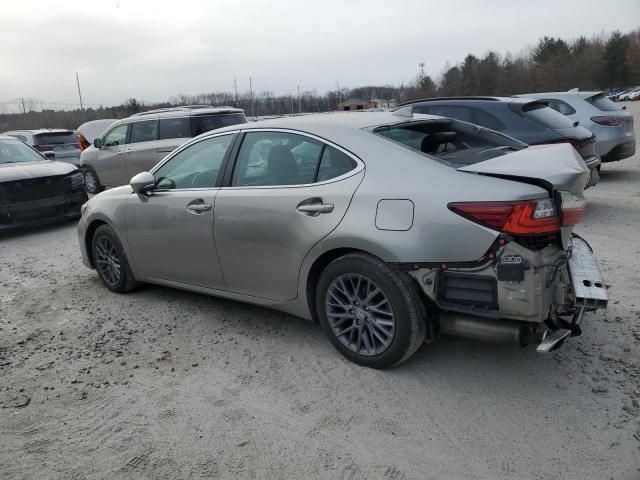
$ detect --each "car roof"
[124,105,244,121]
[517,91,604,99]
[4,128,74,134]
[211,111,447,135]
[397,96,538,107]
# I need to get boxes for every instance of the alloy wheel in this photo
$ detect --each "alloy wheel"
[94,235,121,287]
[325,273,395,356]
[84,170,97,192]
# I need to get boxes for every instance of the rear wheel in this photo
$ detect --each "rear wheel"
[83,166,103,194]
[92,224,139,293]
[316,253,425,369]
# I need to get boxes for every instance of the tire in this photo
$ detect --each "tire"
[91,224,139,293]
[315,253,426,369]
[83,166,103,194]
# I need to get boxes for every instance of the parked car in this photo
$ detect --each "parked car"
[77,112,607,368]
[394,97,601,187]
[0,134,87,231]
[76,119,117,151]
[515,91,636,162]
[2,129,81,166]
[80,105,247,194]
[616,88,640,101]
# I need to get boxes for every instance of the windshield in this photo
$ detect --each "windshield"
[0,139,46,164]
[373,118,526,168]
[523,103,575,129]
[34,132,77,146]
[587,93,622,112]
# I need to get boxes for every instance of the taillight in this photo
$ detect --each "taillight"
[78,133,89,151]
[33,144,48,152]
[558,191,586,226]
[448,199,559,236]
[591,116,622,126]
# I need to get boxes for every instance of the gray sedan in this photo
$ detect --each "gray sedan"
[77,112,608,368]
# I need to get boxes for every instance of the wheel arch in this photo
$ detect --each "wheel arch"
[84,219,109,269]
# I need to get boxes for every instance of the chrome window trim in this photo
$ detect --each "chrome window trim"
[222,128,365,190]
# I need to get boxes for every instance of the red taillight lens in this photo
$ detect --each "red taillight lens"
[591,116,622,126]
[448,200,560,236]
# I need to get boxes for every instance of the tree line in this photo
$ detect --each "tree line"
[1,28,638,132]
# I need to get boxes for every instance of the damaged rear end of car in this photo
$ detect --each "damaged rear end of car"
[376,116,608,353]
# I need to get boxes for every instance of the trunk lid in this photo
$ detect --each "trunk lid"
[457,143,589,194]
[458,143,589,247]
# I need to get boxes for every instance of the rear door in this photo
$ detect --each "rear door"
[157,117,191,163]
[214,130,363,301]
[95,124,129,187]
[124,119,159,180]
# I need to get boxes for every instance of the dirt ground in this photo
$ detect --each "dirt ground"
[1,103,640,480]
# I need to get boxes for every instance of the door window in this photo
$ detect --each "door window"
[103,124,128,147]
[154,134,233,190]
[428,106,474,123]
[159,117,191,140]
[545,99,577,115]
[129,120,158,144]
[231,132,323,186]
[316,146,357,181]
[472,108,506,131]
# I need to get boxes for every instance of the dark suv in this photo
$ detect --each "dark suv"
[394,97,601,187]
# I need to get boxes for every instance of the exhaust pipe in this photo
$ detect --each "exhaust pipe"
[439,312,542,346]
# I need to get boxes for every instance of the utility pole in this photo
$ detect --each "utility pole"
[336,80,341,111]
[249,76,254,117]
[297,84,301,113]
[21,97,26,114]
[76,72,84,111]
[233,76,239,108]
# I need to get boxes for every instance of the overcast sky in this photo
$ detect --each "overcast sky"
[1,0,638,111]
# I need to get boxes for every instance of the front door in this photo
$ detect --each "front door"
[215,130,363,301]
[96,124,129,187]
[125,133,236,290]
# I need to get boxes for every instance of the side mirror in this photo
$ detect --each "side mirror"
[622,106,627,110]
[93,138,103,149]
[43,151,56,160]
[130,171,156,195]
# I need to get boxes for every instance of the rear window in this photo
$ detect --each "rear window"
[34,132,77,146]
[523,103,575,129]
[159,117,191,140]
[373,119,525,168]
[586,93,621,112]
[191,113,247,136]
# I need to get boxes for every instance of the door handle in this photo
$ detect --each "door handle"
[296,201,334,216]
[187,203,212,213]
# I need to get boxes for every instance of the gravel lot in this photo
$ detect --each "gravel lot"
[1,103,639,480]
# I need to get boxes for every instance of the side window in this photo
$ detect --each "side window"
[103,124,128,147]
[413,105,430,114]
[428,106,474,123]
[317,146,357,182]
[129,120,158,144]
[472,108,506,131]
[159,117,191,140]
[543,99,576,116]
[154,134,233,190]
[231,132,323,187]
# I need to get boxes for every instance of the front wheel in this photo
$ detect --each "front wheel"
[316,253,426,369]
[83,166,103,194]
[92,224,139,293]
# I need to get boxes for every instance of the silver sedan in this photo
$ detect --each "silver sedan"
[77,112,608,368]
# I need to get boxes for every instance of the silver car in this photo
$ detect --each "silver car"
[515,91,635,162]
[77,112,608,368]
[3,129,81,166]
[80,106,246,194]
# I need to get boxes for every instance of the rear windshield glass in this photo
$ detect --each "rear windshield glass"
[191,113,247,136]
[0,139,45,164]
[34,132,77,145]
[523,103,575,129]
[373,119,525,168]
[587,93,621,112]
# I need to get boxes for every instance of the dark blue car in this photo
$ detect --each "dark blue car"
[394,97,600,187]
